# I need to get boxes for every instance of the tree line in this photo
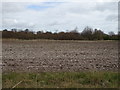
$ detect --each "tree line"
[1,26,119,40]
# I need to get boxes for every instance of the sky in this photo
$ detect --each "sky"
[0,0,119,34]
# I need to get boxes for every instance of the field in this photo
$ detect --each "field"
[2,39,119,88]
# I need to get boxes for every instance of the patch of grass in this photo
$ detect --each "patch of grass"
[2,72,120,88]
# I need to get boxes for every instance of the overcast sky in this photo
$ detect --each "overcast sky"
[1,0,118,34]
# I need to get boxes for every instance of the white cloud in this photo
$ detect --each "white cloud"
[2,0,119,2]
[1,1,118,34]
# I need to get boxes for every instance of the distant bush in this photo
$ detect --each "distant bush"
[2,27,119,40]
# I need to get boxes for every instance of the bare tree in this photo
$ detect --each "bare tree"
[81,26,93,40]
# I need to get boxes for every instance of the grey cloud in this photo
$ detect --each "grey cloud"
[2,2,38,13]
[95,2,118,12]
[2,18,36,29]
[2,2,25,13]
[106,14,118,21]
[48,21,61,26]
[67,2,95,14]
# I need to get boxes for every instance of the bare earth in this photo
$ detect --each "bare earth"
[2,40,118,73]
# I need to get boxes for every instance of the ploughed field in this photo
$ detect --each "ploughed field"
[2,40,118,73]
